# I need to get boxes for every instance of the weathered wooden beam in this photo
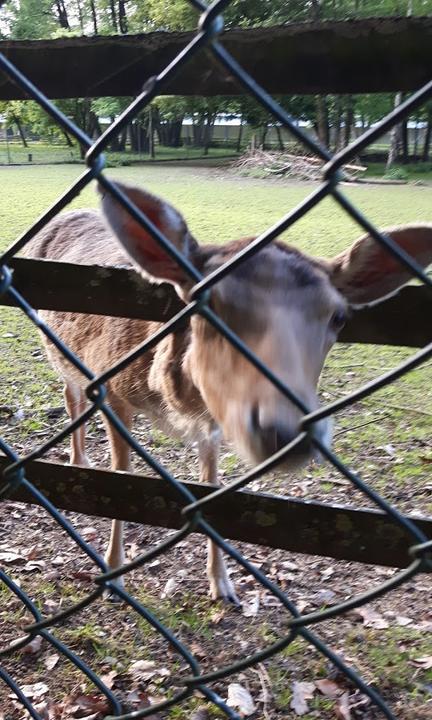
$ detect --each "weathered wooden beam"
[2,257,431,348]
[4,257,182,323]
[1,456,430,568]
[1,18,431,99]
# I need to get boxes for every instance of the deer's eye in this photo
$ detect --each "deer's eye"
[330,309,347,332]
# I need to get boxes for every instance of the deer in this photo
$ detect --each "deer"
[24,181,432,603]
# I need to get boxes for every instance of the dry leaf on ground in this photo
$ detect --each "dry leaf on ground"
[411,656,432,669]
[226,683,256,716]
[21,635,43,654]
[315,678,344,699]
[350,608,389,629]
[335,691,352,720]
[290,681,315,715]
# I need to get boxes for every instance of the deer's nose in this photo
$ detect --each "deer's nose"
[250,406,312,458]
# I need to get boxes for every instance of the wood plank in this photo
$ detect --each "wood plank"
[4,257,182,322]
[1,18,432,99]
[2,257,431,348]
[1,457,430,568]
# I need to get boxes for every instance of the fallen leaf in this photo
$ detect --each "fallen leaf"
[350,608,389,629]
[71,570,95,582]
[190,641,207,660]
[335,692,351,719]
[412,656,432,670]
[80,527,98,541]
[19,682,49,700]
[0,550,25,563]
[290,681,315,715]
[23,560,46,572]
[100,670,118,689]
[68,694,110,718]
[129,660,155,674]
[396,615,413,627]
[321,566,335,580]
[191,708,210,720]
[42,598,61,614]
[33,699,62,720]
[21,635,43,655]
[52,555,65,566]
[226,683,256,716]
[44,653,60,671]
[25,545,41,560]
[161,578,177,598]
[243,591,260,617]
[315,678,343,698]
[315,589,336,606]
[125,688,150,705]
[210,609,226,624]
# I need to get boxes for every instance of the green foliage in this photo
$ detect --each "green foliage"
[4,0,57,39]
[384,165,409,180]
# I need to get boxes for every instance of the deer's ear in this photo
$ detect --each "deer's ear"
[327,225,432,305]
[99,182,197,285]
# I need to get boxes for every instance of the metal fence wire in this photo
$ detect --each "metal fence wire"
[0,1,432,718]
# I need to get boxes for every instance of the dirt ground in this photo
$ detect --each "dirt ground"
[1,410,431,720]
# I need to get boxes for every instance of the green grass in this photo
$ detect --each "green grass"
[364,161,432,183]
[0,141,239,167]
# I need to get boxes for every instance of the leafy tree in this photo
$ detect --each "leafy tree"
[0,100,31,146]
[5,0,57,39]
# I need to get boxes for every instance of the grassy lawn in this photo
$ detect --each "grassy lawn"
[0,141,239,166]
[0,164,431,719]
[364,161,432,183]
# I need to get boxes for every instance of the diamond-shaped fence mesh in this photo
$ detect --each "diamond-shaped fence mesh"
[0,1,431,718]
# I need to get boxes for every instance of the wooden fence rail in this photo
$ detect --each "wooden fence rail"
[2,257,432,347]
[1,456,431,569]
[1,18,432,99]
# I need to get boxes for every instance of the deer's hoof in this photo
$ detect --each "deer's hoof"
[103,581,125,603]
[209,577,241,607]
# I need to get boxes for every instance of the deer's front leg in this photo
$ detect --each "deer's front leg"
[199,433,239,605]
[102,397,134,591]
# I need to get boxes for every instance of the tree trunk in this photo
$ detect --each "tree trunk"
[236,117,243,152]
[62,130,74,147]
[413,116,419,159]
[261,124,268,150]
[386,92,403,170]
[422,108,432,162]
[109,117,127,151]
[401,118,409,163]
[315,95,329,148]
[276,125,285,151]
[333,96,342,151]
[343,95,354,147]
[130,121,149,153]
[192,118,206,147]
[118,0,128,34]
[110,0,118,32]
[156,118,183,147]
[14,117,28,147]
[148,108,155,158]
[55,0,70,29]
[89,0,98,34]
[203,113,215,155]
[76,0,84,33]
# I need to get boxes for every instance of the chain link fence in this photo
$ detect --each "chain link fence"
[0,1,431,718]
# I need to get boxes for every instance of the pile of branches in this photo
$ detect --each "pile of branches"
[235,148,366,182]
